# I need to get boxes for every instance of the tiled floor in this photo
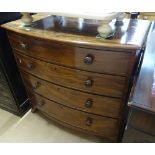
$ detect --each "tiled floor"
[0,108,106,143]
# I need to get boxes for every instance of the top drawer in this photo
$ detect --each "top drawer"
[8,32,131,76]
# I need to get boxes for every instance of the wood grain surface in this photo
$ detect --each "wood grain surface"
[29,92,119,139]
[22,72,121,118]
[2,14,151,50]
[3,14,151,142]
[15,52,126,98]
[130,22,155,113]
[8,31,132,76]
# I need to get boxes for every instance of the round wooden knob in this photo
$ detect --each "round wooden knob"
[84,54,94,65]
[85,99,93,108]
[84,79,93,87]
[85,117,93,126]
[27,63,34,70]
[32,81,41,90]
[20,43,27,49]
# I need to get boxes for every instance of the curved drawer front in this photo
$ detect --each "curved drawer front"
[29,92,119,138]
[9,32,131,76]
[15,53,125,98]
[22,72,121,118]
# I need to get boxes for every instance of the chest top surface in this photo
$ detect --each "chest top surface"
[1,13,151,51]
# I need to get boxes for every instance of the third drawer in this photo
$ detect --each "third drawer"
[22,72,121,118]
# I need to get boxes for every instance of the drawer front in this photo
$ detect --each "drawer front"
[22,72,121,118]
[8,32,131,76]
[15,52,125,98]
[30,92,119,138]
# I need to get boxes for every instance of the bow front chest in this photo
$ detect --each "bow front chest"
[2,14,151,142]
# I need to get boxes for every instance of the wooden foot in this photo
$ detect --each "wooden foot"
[31,107,37,113]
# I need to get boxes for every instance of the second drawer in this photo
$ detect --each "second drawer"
[15,52,126,98]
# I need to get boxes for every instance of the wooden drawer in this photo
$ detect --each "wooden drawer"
[29,92,119,139]
[15,52,125,98]
[22,72,121,118]
[8,32,131,76]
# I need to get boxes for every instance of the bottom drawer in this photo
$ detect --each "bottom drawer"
[30,93,119,139]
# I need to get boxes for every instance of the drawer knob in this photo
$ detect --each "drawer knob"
[85,99,93,108]
[20,43,27,49]
[27,63,34,70]
[84,54,94,65]
[32,81,41,90]
[84,79,93,87]
[85,117,93,126]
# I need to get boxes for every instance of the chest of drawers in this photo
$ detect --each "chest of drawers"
[2,14,151,142]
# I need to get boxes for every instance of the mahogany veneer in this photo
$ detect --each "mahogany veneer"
[8,31,132,76]
[2,14,151,142]
[14,52,125,98]
[22,72,121,118]
[123,22,155,142]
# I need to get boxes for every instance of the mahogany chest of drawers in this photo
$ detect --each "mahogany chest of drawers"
[2,14,151,142]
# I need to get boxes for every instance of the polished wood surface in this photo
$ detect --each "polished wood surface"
[2,14,151,50]
[3,14,151,142]
[123,22,155,142]
[15,52,125,98]
[8,31,132,76]
[22,72,121,118]
[29,92,119,139]
[130,22,155,113]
